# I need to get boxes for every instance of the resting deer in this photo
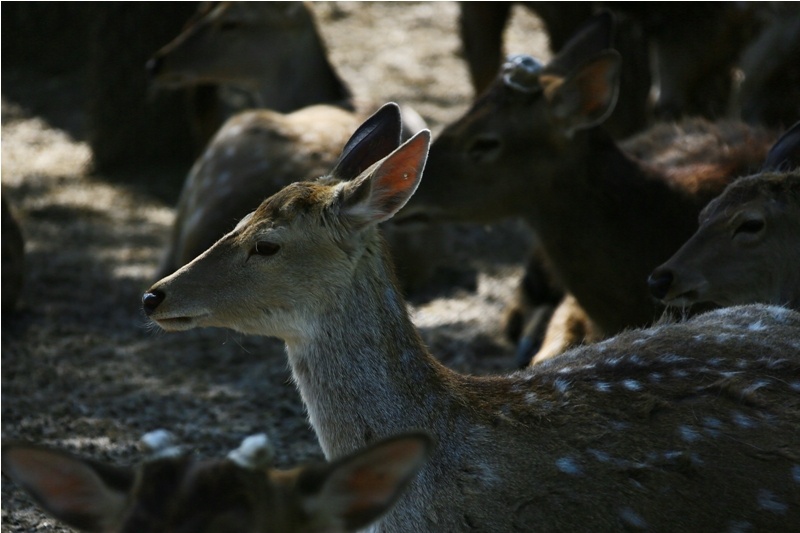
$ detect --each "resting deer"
[148,2,435,293]
[2,430,432,533]
[649,121,800,310]
[399,12,776,364]
[143,103,800,532]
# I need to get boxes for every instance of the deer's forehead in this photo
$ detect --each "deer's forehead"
[241,181,340,230]
[131,458,270,518]
[727,173,799,203]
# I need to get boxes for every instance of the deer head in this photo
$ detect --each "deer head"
[649,122,800,308]
[2,431,433,533]
[401,11,621,223]
[143,103,430,340]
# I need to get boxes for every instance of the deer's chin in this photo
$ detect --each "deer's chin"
[152,315,208,332]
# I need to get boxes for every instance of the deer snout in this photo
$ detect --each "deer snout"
[142,290,166,316]
[647,268,674,300]
[145,55,164,82]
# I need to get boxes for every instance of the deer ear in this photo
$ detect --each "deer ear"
[762,121,800,172]
[339,130,430,228]
[2,444,131,533]
[545,10,614,75]
[303,432,433,532]
[330,102,403,181]
[542,50,621,137]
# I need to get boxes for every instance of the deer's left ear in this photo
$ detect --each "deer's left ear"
[339,130,430,229]
[330,102,403,181]
[542,50,621,138]
[2,444,132,533]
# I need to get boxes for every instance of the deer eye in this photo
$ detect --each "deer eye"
[251,241,280,257]
[466,136,502,163]
[733,219,765,236]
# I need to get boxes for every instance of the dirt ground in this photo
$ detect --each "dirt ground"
[1,3,549,530]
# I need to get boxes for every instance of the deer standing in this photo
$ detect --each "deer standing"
[399,12,776,364]
[143,104,800,532]
[148,2,435,293]
[649,122,800,310]
[2,430,432,533]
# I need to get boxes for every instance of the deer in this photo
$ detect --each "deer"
[147,2,436,294]
[458,3,765,133]
[397,11,777,365]
[142,102,800,532]
[648,121,800,311]
[2,429,433,533]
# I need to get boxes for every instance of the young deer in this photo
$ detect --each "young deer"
[2,430,433,533]
[143,107,800,532]
[398,12,776,364]
[148,2,434,293]
[649,122,800,310]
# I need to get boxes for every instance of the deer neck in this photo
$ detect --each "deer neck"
[526,128,680,331]
[283,238,450,460]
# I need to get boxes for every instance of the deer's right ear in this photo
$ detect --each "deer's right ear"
[762,121,800,172]
[2,444,131,533]
[330,102,403,181]
[542,50,621,138]
[301,432,434,532]
[338,130,431,229]
[545,10,614,76]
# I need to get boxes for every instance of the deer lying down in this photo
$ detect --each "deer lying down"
[398,11,776,364]
[148,2,435,293]
[2,430,433,533]
[649,122,800,310]
[143,105,800,532]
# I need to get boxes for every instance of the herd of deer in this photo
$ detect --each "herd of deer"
[4,3,800,532]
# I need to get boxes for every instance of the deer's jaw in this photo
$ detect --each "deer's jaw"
[148,308,212,332]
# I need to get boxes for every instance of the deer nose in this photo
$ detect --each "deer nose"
[145,56,164,80]
[142,290,166,316]
[647,269,674,300]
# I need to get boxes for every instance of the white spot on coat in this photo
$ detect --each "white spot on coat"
[622,379,642,391]
[618,507,647,529]
[678,425,701,443]
[555,456,583,476]
[757,489,788,514]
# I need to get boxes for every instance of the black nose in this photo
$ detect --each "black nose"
[647,269,674,300]
[142,290,165,316]
[145,55,163,80]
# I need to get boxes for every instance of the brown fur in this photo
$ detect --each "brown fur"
[651,170,800,309]
[149,3,437,294]
[2,433,433,533]
[401,14,776,362]
[143,118,800,531]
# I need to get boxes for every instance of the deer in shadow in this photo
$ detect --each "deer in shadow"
[2,429,432,533]
[147,2,437,295]
[143,103,799,532]
[399,11,776,365]
[649,121,800,310]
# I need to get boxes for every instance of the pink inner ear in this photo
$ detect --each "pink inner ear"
[575,57,615,116]
[374,134,428,197]
[8,449,112,515]
[343,437,427,506]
